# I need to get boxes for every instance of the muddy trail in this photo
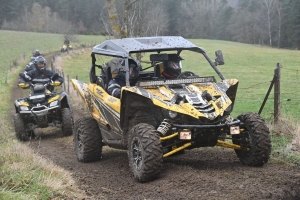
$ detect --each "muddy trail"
[9,52,300,200]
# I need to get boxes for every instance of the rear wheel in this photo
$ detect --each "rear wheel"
[232,112,271,166]
[74,116,102,162]
[128,123,163,182]
[61,108,73,136]
[13,113,31,141]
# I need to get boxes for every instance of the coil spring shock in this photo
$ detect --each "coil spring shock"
[157,119,171,136]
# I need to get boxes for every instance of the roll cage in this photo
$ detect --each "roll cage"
[90,36,225,88]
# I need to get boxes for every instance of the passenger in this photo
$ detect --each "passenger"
[107,58,140,98]
[161,55,183,79]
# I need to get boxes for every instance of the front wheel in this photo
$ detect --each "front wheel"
[232,112,271,166]
[13,113,31,141]
[61,108,73,136]
[128,123,163,182]
[74,116,102,162]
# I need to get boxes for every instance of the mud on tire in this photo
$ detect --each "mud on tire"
[13,113,30,141]
[233,112,271,166]
[128,123,163,182]
[61,108,73,136]
[74,116,102,162]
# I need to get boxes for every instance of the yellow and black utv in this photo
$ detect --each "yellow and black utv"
[71,36,271,182]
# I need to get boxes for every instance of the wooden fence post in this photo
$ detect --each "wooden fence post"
[67,74,69,93]
[274,63,281,124]
[5,69,8,84]
[62,71,66,90]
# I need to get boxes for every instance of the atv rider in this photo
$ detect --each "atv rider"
[24,57,36,72]
[107,58,140,98]
[32,49,41,57]
[18,56,64,92]
[161,55,183,79]
[64,38,70,45]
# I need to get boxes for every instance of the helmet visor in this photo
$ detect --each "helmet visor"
[168,61,181,69]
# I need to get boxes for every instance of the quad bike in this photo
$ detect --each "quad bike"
[14,73,73,141]
[71,36,272,182]
[61,44,72,53]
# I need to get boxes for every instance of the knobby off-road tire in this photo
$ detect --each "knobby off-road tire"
[61,108,73,136]
[128,123,163,182]
[13,113,30,141]
[233,112,271,166]
[74,116,102,162]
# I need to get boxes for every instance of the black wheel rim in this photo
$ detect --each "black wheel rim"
[132,137,143,170]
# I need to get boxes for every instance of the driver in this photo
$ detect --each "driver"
[18,56,64,92]
[107,58,140,98]
[161,55,183,79]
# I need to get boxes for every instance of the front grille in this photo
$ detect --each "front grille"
[171,87,215,114]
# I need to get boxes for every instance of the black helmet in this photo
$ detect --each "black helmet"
[121,58,140,82]
[163,60,182,78]
[34,56,46,71]
[128,60,140,81]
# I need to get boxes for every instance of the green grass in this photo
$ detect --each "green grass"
[0,30,104,199]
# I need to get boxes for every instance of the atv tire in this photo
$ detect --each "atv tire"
[128,123,163,182]
[61,108,73,136]
[232,112,271,166]
[13,113,30,141]
[74,116,102,162]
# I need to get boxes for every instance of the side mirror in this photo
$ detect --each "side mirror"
[215,50,224,66]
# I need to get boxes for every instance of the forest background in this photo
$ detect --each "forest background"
[1,0,300,49]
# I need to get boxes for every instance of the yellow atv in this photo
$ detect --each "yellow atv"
[61,44,72,53]
[71,36,271,182]
[14,73,73,141]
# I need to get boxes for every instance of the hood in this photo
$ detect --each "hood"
[124,79,238,120]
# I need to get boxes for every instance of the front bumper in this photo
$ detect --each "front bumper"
[172,119,241,129]
[20,105,60,116]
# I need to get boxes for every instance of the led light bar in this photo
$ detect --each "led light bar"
[137,76,216,87]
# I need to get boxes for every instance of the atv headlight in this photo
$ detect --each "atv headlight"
[224,104,233,113]
[168,110,178,119]
[49,100,58,107]
[20,106,29,111]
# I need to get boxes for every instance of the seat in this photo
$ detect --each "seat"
[154,63,163,77]
[104,66,112,90]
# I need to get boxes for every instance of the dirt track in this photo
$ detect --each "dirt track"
[9,52,300,200]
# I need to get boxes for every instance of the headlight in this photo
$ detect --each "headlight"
[224,104,233,113]
[168,110,178,119]
[49,100,58,107]
[20,106,29,111]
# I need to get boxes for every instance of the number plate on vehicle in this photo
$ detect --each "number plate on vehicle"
[230,126,240,135]
[179,130,192,140]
